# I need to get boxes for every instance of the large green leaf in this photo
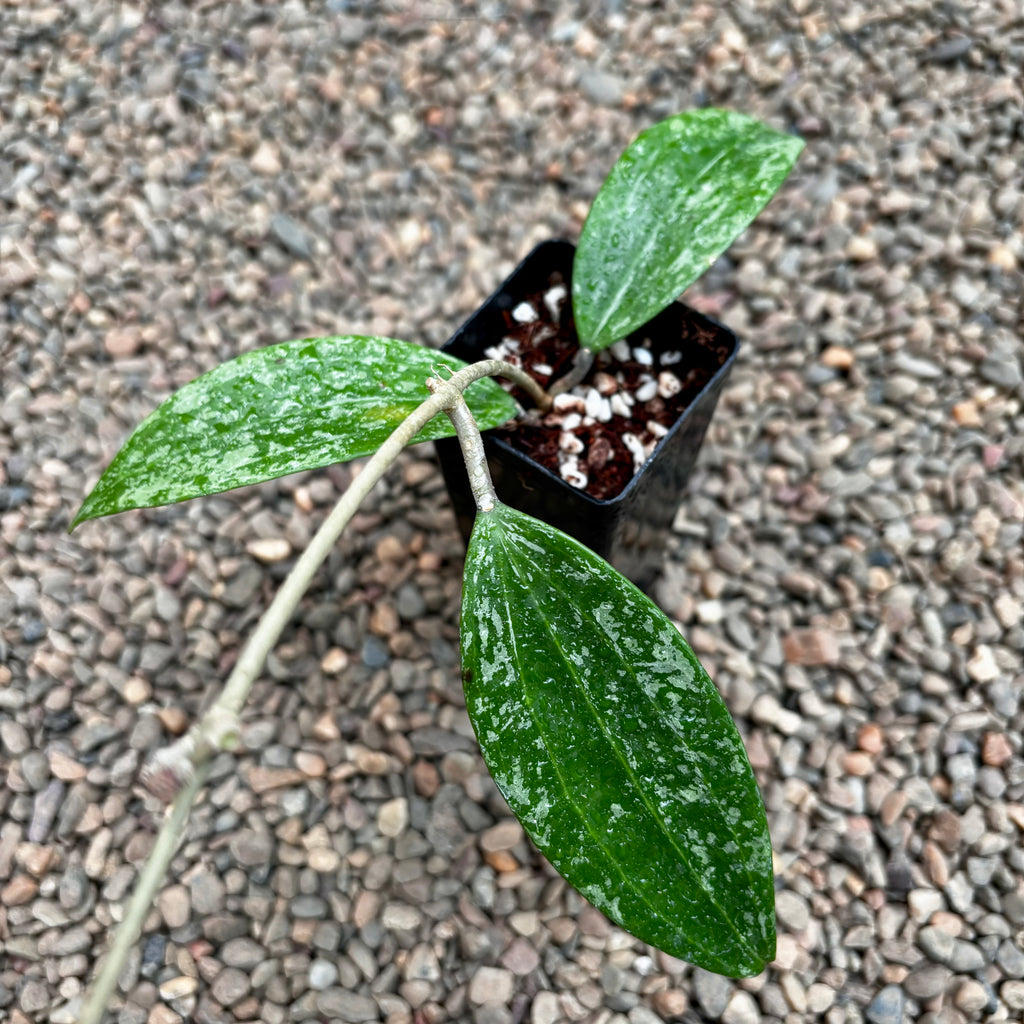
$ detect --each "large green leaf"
[73,335,516,527]
[573,109,804,351]
[461,503,774,977]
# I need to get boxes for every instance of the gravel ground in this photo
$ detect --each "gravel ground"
[2,2,1023,1023]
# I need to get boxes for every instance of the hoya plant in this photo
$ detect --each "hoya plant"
[73,110,802,1022]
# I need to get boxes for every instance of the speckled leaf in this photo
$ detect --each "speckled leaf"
[461,503,774,977]
[573,109,803,351]
[73,335,516,527]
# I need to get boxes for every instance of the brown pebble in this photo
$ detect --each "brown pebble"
[922,841,949,886]
[842,751,874,776]
[294,751,326,778]
[484,850,519,872]
[158,707,189,735]
[49,751,87,782]
[951,400,982,427]
[821,345,854,370]
[652,990,688,1018]
[857,723,884,754]
[1,873,39,905]
[412,760,440,798]
[311,711,340,742]
[246,767,307,793]
[104,328,140,357]
[981,731,1013,767]
[782,629,840,666]
[375,535,406,562]
[320,647,349,673]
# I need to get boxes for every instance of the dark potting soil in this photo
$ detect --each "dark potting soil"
[486,272,731,501]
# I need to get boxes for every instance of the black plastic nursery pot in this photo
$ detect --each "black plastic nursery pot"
[435,239,739,591]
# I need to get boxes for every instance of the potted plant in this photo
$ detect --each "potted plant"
[71,109,802,1023]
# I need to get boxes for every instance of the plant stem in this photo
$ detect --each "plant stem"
[426,381,496,512]
[78,763,209,1024]
[548,346,595,396]
[80,356,544,1023]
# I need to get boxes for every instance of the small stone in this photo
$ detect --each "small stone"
[721,990,759,1024]
[123,677,151,705]
[189,871,225,915]
[981,732,1013,767]
[315,989,380,1022]
[0,719,30,754]
[651,991,688,1018]
[247,767,306,793]
[847,235,879,261]
[159,976,199,1001]
[579,69,625,106]
[221,937,265,970]
[903,964,952,999]
[320,648,349,673]
[104,328,140,358]
[250,140,282,175]
[404,944,441,982]
[500,937,540,976]
[782,629,840,666]
[295,751,327,777]
[49,750,87,781]
[775,890,810,932]
[246,538,291,563]
[952,400,982,427]
[480,820,524,853]
[989,243,1017,272]
[309,960,339,990]
[821,345,854,370]
[230,829,273,867]
[211,967,251,1007]
[377,797,409,838]
[806,984,835,1013]
[950,978,991,1019]
[865,985,905,1024]
[469,967,515,1005]
[158,707,189,735]
[693,968,732,1017]
[1,874,39,905]
[967,645,1000,682]
[531,992,560,1024]
[270,214,311,258]
[157,884,191,929]
[1002,981,1024,1011]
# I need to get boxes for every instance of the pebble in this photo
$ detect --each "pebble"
[469,967,515,1005]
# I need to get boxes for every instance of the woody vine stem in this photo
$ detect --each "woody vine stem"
[79,360,549,1024]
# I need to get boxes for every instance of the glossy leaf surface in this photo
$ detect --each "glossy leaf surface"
[461,503,774,977]
[573,108,803,351]
[74,336,516,527]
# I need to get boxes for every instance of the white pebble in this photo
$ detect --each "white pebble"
[657,371,682,398]
[635,380,659,403]
[661,350,682,365]
[560,461,588,489]
[593,372,618,395]
[543,284,567,320]
[622,432,647,470]
[633,347,653,366]
[584,388,604,419]
[595,397,612,423]
[647,421,669,438]
[610,394,631,418]
[553,393,585,413]
[484,344,507,360]
[559,433,584,454]
[533,363,553,376]
[561,412,582,431]
[512,301,537,323]
[610,340,631,361]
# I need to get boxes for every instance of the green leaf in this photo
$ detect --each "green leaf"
[461,503,774,977]
[573,108,804,351]
[73,335,516,527]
